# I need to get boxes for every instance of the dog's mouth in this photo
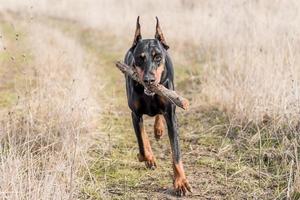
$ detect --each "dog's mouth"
[144,88,155,96]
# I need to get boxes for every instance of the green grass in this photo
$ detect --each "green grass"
[0,24,18,107]
[0,20,34,108]
[0,91,17,107]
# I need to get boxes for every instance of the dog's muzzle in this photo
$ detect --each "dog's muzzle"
[143,74,156,96]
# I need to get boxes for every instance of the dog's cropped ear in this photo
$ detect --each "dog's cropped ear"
[155,17,169,50]
[132,16,142,48]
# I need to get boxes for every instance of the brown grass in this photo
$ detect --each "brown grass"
[4,0,300,122]
[0,0,300,199]
[0,18,99,199]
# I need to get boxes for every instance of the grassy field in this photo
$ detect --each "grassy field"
[0,1,300,199]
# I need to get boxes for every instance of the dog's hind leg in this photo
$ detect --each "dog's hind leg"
[154,114,165,140]
[131,112,157,169]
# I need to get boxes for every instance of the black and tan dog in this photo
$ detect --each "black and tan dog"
[124,17,191,196]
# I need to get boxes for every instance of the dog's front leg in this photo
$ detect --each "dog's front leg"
[131,112,157,169]
[164,105,191,196]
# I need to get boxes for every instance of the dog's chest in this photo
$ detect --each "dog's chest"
[130,91,168,116]
[142,95,167,116]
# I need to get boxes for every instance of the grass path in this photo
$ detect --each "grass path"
[41,16,288,199]
[46,19,271,199]
[1,11,292,199]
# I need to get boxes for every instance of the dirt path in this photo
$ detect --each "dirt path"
[40,16,275,200]
[44,18,268,199]
[0,12,280,200]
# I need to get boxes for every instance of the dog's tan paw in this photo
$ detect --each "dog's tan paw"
[137,153,157,170]
[154,115,165,140]
[174,177,192,196]
[154,126,164,140]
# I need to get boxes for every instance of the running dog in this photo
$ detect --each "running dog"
[123,16,191,196]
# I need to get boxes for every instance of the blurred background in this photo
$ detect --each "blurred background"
[0,0,299,199]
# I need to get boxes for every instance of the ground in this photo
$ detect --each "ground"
[0,11,296,200]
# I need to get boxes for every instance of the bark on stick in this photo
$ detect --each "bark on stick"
[115,61,189,110]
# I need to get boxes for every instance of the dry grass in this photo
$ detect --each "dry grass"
[0,0,300,199]
[0,17,99,199]
[3,0,300,122]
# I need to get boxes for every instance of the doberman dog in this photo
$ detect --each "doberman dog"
[124,17,191,196]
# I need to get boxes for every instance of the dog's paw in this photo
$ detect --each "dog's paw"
[154,115,165,140]
[174,177,192,197]
[154,126,164,140]
[145,159,157,170]
[137,153,157,170]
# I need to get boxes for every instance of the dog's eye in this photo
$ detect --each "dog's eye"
[154,55,161,62]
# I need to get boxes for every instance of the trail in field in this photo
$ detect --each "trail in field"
[37,16,266,200]
[33,16,213,199]
[39,19,254,200]
[0,11,271,199]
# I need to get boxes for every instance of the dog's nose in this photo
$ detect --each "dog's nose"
[143,75,155,85]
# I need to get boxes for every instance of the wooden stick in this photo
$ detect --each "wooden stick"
[115,61,189,110]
